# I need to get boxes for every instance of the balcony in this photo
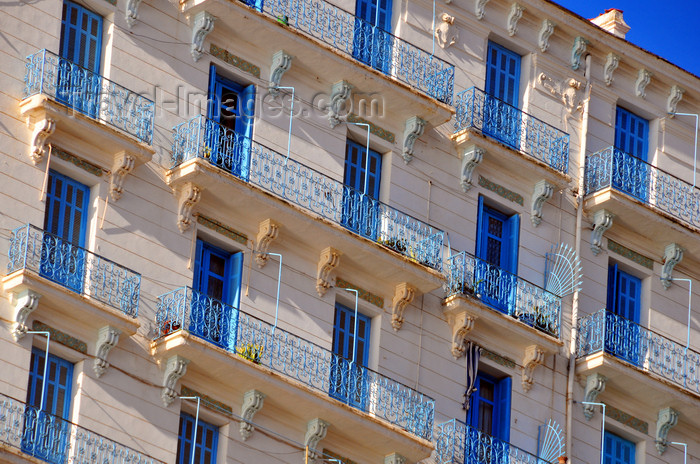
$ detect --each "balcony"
[152,286,435,461]
[0,392,163,464]
[434,419,546,464]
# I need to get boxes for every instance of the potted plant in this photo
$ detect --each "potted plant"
[237,343,263,364]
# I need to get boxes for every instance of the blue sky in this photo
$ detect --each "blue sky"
[552,0,700,77]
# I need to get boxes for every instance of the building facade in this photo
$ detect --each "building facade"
[0,0,698,462]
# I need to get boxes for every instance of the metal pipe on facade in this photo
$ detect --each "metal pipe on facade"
[345,288,359,363]
[581,401,606,464]
[346,122,372,197]
[671,442,687,464]
[670,278,693,351]
[267,252,283,336]
[274,85,295,162]
[179,396,201,464]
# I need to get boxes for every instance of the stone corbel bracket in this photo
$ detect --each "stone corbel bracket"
[571,36,589,71]
[254,219,280,268]
[304,418,329,459]
[538,19,555,53]
[460,144,485,192]
[125,0,143,28]
[590,209,613,255]
[385,453,407,464]
[531,180,554,227]
[475,0,490,20]
[110,152,135,201]
[506,3,525,37]
[655,407,679,454]
[521,345,544,392]
[177,183,202,233]
[316,247,341,296]
[582,373,606,420]
[240,389,266,441]
[94,326,121,378]
[391,282,416,331]
[329,80,352,128]
[443,300,477,359]
[435,13,458,49]
[191,11,215,62]
[604,53,620,86]
[30,118,56,165]
[667,85,685,115]
[11,290,41,341]
[635,69,652,98]
[402,116,426,164]
[161,355,189,407]
[660,243,683,289]
[269,50,293,97]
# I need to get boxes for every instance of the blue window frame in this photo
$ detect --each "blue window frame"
[342,140,382,238]
[615,107,648,161]
[604,431,635,464]
[330,303,372,409]
[606,264,642,365]
[465,373,511,462]
[475,197,519,312]
[42,170,90,293]
[206,65,255,180]
[176,413,219,464]
[23,347,73,464]
[191,240,243,349]
[483,42,522,149]
[353,0,393,72]
[613,107,650,201]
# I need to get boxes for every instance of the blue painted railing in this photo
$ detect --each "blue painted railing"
[576,309,700,394]
[444,251,561,337]
[585,146,700,229]
[250,0,454,103]
[155,286,435,440]
[435,419,546,464]
[0,393,163,464]
[454,87,570,174]
[24,49,155,144]
[172,115,444,270]
[7,224,141,317]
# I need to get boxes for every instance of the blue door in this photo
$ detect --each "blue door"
[614,107,649,202]
[23,347,73,464]
[58,0,102,117]
[484,42,521,148]
[330,303,372,410]
[353,0,393,73]
[191,240,243,349]
[475,198,519,314]
[42,170,90,294]
[176,413,219,464]
[207,66,255,180]
[342,141,382,239]
[465,373,511,464]
[606,265,642,366]
[604,431,635,464]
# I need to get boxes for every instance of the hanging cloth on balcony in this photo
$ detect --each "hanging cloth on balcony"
[462,341,482,410]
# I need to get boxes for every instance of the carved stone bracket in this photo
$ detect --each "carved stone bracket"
[177,183,202,233]
[191,11,215,62]
[435,13,458,49]
[30,118,56,164]
[94,326,121,378]
[162,355,189,407]
[506,3,525,37]
[635,69,652,98]
[316,247,341,296]
[661,243,683,289]
[254,219,280,268]
[304,418,329,459]
[460,145,485,193]
[655,407,679,454]
[604,53,620,86]
[443,300,477,359]
[11,290,41,341]
[329,80,352,128]
[582,373,606,420]
[384,453,407,464]
[240,389,266,441]
[391,283,416,331]
[269,50,293,97]
[571,36,589,71]
[531,180,554,227]
[110,152,135,201]
[667,85,685,115]
[475,0,490,19]
[125,0,143,28]
[590,209,613,255]
[402,116,426,164]
[521,345,544,392]
[538,19,555,53]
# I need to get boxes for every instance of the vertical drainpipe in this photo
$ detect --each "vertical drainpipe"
[566,53,592,461]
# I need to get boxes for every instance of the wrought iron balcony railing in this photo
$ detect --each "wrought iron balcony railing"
[444,251,561,338]
[243,0,454,103]
[155,286,435,440]
[576,309,700,395]
[585,146,700,229]
[7,224,141,317]
[172,115,444,270]
[434,419,547,464]
[0,392,163,464]
[24,49,155,144]
[454,87,570,174]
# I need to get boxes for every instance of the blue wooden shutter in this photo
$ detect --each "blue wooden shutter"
[616,269,641,323]
[344,141,382,199]
[604,431,636,464]
[60,0,102,74]
[606,264,618,314]
[475,196,485,257]
[615,107,648,161]
[26,347,73,420]
[207,64,218,121]
[177,413,219,464]
[44,170,90,247]
[485,42,520,107]
[494,376,511,442]
[356,0,392,30]
[505,214,519,274]
[332,303,371,366]
[228,252,243,309]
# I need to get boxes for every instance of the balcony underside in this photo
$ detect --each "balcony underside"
[151,331,434,463]
[0,443,48,464]
[167,158,444,294]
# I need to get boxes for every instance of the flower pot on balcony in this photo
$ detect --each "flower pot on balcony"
[161,320,181,336]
